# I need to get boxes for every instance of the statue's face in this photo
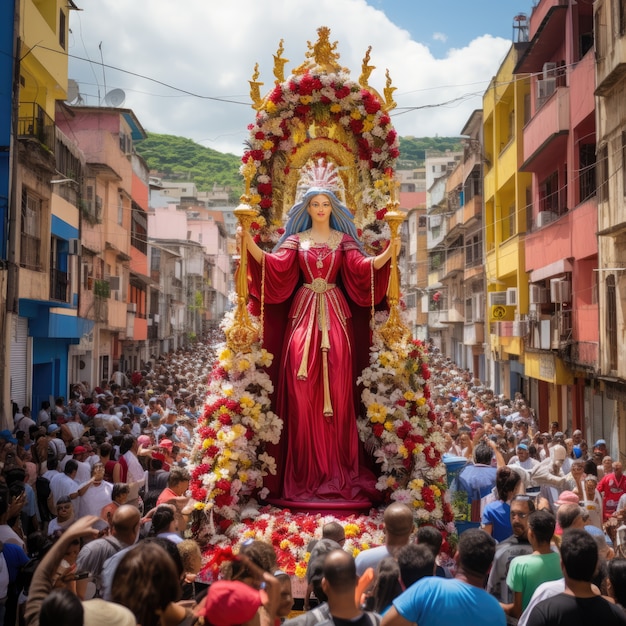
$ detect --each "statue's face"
[307,194,332,224]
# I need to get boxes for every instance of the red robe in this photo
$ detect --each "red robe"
[249,233,389,502]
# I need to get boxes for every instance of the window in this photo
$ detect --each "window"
[118,192,124,225]
[20,189,42,269]
[622,131,626,197]
[539,171,565,214]
[418,215,427,228]
[59,10,66,49]
[606,274,618,371]
[579,144,596,202]
[131,202,148,254]
[597,144,609,203]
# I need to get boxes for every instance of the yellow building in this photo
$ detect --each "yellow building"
[483,44,532,398]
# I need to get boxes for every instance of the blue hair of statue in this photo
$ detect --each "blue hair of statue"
[273,187,366,253]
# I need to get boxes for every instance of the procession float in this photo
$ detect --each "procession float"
[189,27,455,586]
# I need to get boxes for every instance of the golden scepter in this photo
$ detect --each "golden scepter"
[380,174,410,347]
[225,157,261,353]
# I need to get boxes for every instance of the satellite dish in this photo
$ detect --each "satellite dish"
[103,88,126,108]
[66,79,80,104]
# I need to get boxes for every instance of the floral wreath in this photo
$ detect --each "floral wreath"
[242,70,399,248]
[357,311,455,530]
[189,310,283,519]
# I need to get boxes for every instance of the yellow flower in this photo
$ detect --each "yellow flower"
[360,542,370,551]
[417,397,426,406]
[384,421,394,431]
[329,103,342,113]
[300,95,313,104]
[295,564,308,579]
[194,502,205,510]
[265,101,276,114]
[239,472,248,483]
[344,523,360,538]
[398,445,409,459]
[403,390,415,401]
[374,179,385,189]
[240,396,255,408]
[202,438,214,449]
[223,385,233,397]
[262,140,274,151]
[409,478,424,490]
[352,547,361,558]
[280,539,290,550]
[303,552,311,563]
[350,110,362,120]
[219,348,232,361]
[431,485,441,497]
[362,119,374,133]
[413,500,424,508]
[250,194,262,206]
[237,358,251,372]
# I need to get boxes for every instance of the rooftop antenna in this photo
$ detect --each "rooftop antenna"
[99,41,107,104]
[513,14,529,43]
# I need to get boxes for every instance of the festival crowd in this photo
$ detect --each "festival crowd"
[0,337,624,625]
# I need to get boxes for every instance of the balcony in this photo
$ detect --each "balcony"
[464,323,485,346]
[444,300,465,323]
[522,86,569,172]
[444,248,464,279]
[463,194,482,225]
[18,102,55,151]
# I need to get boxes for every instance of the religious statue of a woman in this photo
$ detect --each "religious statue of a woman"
[240,159,400,506]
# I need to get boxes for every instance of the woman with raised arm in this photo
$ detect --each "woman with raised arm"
[240,159,400,504]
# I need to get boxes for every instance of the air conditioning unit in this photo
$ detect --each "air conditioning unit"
[68,238,80,255]
[472,293,485,322]
[488,291,507,306]
[153,314,160,323]
[108,276,121,291]
[512,320,530,337]
[127,303,137,313]
[506,287,518,307]
[537,77,556,100]
[550,278,571,303]
[529,284,548,304]
[543,61,558,79]
[537,211,557,228]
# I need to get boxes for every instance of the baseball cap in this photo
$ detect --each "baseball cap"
[0,430,17,445]
[137,435,151,447]
[201,580,262,625]
[594,439,607,447]
[73,446,87,455]
[47,424,60,434]
[572,445,583,459]
[159,439,173,450]
[82,599,136,626]
[517,443,528,451]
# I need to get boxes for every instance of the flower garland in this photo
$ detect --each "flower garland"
[358,312,455,531]
[188,312,283,519]
[242,70,400,246]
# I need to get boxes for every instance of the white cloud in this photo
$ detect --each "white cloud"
[68,0,510,155]
[433,32,448,43]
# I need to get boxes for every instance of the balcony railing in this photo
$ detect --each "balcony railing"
[18,102,55,151]
[50,268,70,302]
[20,233,41,270]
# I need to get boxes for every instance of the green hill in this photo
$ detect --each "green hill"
[135,133,243,202]
[135,134,463,201]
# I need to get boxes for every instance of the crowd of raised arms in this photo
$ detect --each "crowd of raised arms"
[0,336,624,625]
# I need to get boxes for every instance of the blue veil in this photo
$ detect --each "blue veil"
[272,187,366,253]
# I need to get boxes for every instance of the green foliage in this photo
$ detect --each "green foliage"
[398,136,464,169]
[135,134,463,201]
[135,133,243,202]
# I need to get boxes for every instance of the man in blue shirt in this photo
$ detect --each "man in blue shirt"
[381,529,505,626]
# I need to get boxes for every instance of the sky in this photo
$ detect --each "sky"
[68,0,533,156]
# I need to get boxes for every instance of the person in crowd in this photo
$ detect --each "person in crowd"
[147,504,183,544]
[368,556,403,614]
[381,529,505,626]
[503,509,561,619]
[75,504,140,599]
[487,494,535,603]
[99,483,130,528]
[481,466,522,541]
[396,543,436,588]
[77,463,112,519]
[606,558,626,610]
[525,529,626,626]
[355,502,414,576]
[581,474,604,529]
[47,496,76,537]
[274,570,294,621]
[598,461,626,521]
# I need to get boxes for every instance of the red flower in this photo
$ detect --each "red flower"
[386,129,397,143]
[257,182,272,196]
[250,149,265,161]
[254,131,265,140]
[268,85,284,104]
[295,104,310,116]
[349,118,364,134]
[375,208,388,221]
[215,479,231,493]
[259,197,272,209]
[335,85,351,99]
[373,423,384,438]
[396,421,412,439]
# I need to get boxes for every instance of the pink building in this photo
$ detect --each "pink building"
[514,0,598,432]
